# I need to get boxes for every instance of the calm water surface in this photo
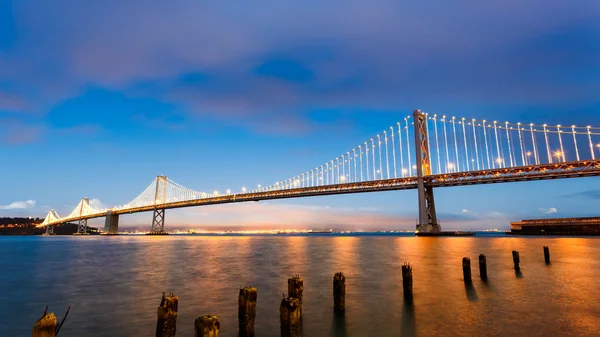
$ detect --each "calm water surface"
[1,235,599,336]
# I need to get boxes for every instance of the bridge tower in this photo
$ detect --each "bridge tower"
[413,110,441,233]
[76,198,90,235]
[151,175,168,233]
[45,225,55,235]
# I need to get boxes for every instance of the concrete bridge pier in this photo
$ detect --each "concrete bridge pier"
[103,211,119,234]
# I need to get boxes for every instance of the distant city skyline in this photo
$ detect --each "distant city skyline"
[1,1,599,230]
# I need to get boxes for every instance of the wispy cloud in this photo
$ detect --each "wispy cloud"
[565,190,600,200]
[0,200,36,210]
[539,207,558,215]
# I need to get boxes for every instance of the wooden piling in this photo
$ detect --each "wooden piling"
[32,313,56,337]
[238,287,257,337]
[156,292,178,337]
[512,250,520,270]
[479,254,488,280]
[543,246,550,264]
[333,272,346,313]
[287,275,303,305]
[462,257,472,283]
[194,315,220,337]
[401,263,413,301]
[280,297,301,337]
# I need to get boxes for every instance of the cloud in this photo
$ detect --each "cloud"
[88,198,107,210]
[565,190,600,200]
[1,0,598,137]
[462,209,469,213]
[0,119,43,144]
[0,200,36,210]
[539,207,558,214]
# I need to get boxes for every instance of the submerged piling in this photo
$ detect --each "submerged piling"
[238,287,257,337]
[194,315,220,337]
[333,272,346,313]
[462,257,472,284]
[479,254,488,281]
[402,263,413,301]
[280,297,301,337]
[156,292,178,337]
[512,251,520,270]
[544,246,551,264]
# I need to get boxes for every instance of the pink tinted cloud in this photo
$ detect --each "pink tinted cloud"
[0,91,31,112]
[0,119,44,145]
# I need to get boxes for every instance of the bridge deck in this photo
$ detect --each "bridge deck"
[43,160,600,226]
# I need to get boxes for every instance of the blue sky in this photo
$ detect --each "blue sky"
[1,0,599,230]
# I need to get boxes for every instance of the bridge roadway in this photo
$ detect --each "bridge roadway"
[50,159,600,226]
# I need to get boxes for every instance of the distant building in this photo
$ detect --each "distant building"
[509,217,600,235]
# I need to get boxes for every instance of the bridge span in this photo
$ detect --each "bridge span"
[38,110,600,234]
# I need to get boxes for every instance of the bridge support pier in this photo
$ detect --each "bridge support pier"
[103,211,119,234]
[413,110,441,233]
[76,219,88,235]
[148,175,168,235]
[45,225,55,235]
[150,209,166,234]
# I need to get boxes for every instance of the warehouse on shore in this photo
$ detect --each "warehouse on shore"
[509,217,600,235]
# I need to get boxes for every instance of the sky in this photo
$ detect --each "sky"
[1,0,600,230]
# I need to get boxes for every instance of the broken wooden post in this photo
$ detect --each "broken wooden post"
[280,296,301,337]
[479,254,488,281]
[543,246,550,264]
[156,292,178,337]
[287,275,303,313]
[32,312,56,337]
[32,305,70,337]
[238,287,257,337]
[512,250,520,270]
[194,315,220,337]
[401,262,413,301]
[462,257,472,284]
[333,272,345,313]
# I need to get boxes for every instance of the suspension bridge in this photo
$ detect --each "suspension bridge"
[38,110,600,235]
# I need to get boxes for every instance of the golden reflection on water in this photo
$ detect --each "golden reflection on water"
[2,235,600,336]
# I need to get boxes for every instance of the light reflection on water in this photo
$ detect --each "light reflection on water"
[1,235,600,336]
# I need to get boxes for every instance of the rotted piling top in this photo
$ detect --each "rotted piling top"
[239,287,258,303]
[32,313,57,337]
[333,272,345,282]
[288,275,303,283]
[280,297,302,325]
[160,292,179,312]
[196,315,220,326]
[195,315,221,332]
[280,297,301,310]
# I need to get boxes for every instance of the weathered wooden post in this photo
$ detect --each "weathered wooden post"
[462,257,472,284]
[288,275,303,313]
[33,306,69,337]
[194,315,220,337]
[543,246,550,264]
[32,313,56,337]
[333,272,345,313]
[512,250,520,270]
[479,254,488,280]
[238,287,257,337]
[401,262,413,301]
[280,296,301,337]
[156,292,178,337]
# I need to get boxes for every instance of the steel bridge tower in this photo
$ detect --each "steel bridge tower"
[413,110,441,233]
[151,175,167,233]
[76,198,90,235]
